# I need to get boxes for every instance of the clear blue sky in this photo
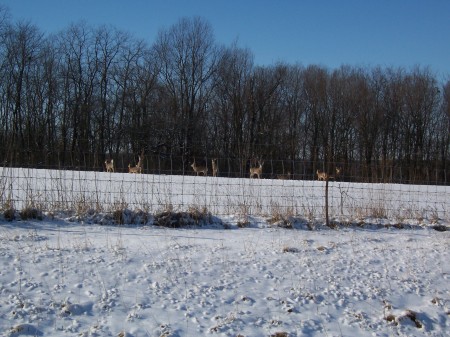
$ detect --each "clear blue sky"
[2,0,449,80]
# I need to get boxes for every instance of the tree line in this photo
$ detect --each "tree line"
[0,11,449,184]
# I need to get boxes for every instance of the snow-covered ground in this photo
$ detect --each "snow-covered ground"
[0,219,449,336]
[1,167,449,221]
[0,167,449,336]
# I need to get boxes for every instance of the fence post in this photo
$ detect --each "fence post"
[325,178,329,227]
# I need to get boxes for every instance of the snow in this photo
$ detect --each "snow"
[1,167,449,221]
[0,168,449,336]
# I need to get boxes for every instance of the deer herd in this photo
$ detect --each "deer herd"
[104,153,341,181]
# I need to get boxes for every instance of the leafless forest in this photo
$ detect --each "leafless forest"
[1,12,449,184]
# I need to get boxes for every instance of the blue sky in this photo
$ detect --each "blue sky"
[2,0,449,80]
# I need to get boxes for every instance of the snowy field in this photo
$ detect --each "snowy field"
[0,167,449,336]
[1,167,448,221]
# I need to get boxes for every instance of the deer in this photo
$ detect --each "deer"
[250,160,264,179]
[128,164,142,174]
[316,170,329,181]
[277,171,291,180]
[127,151,144,174]
[136,152,144,169]
[317,167,341,180]
[191,159,208,176]
[211,158,218,177]
[105,159,114,173]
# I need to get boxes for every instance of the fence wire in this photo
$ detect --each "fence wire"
[1,166,448,223]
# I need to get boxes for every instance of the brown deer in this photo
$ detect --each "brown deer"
[316,170,328,181]
[105,159,114,173]
[128,151,144,174]
[324,167,342,181]
[128,164,142,174]
[191,159,208,176]
[211,158,218,177]
[136,152,144,169]
[250,161,264,179]
[277,171,291,180]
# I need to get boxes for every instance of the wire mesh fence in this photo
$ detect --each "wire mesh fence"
[1,164,448,222]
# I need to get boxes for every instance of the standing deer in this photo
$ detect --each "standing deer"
[277,171,291,180]
[105,159,114,173]
[136,152,144,169]
[128,164,142,174]
[250,161,264,179]
[316,170,328,181]
[128,151,144,174]
[191,159,208,176]
[212,158,218,177]
[317,167,341,181]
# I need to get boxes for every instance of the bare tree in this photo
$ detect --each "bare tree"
[302,65,330,177]
[0,13,448,184]
[210,42,254,176]
[399,67,440,182]
[56,22,100,167]
[275,63,305,177]
[440,80,450,182]
[0,21,44,165]
[153,17,218,171]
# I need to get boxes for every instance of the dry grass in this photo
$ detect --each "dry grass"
[19,207,43,220]
[153,206,220,228]
[282,246,298,253]
[1,167,447,228]
[236,220,250,228]
[3,207,15,221]
[270,332,288,337]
